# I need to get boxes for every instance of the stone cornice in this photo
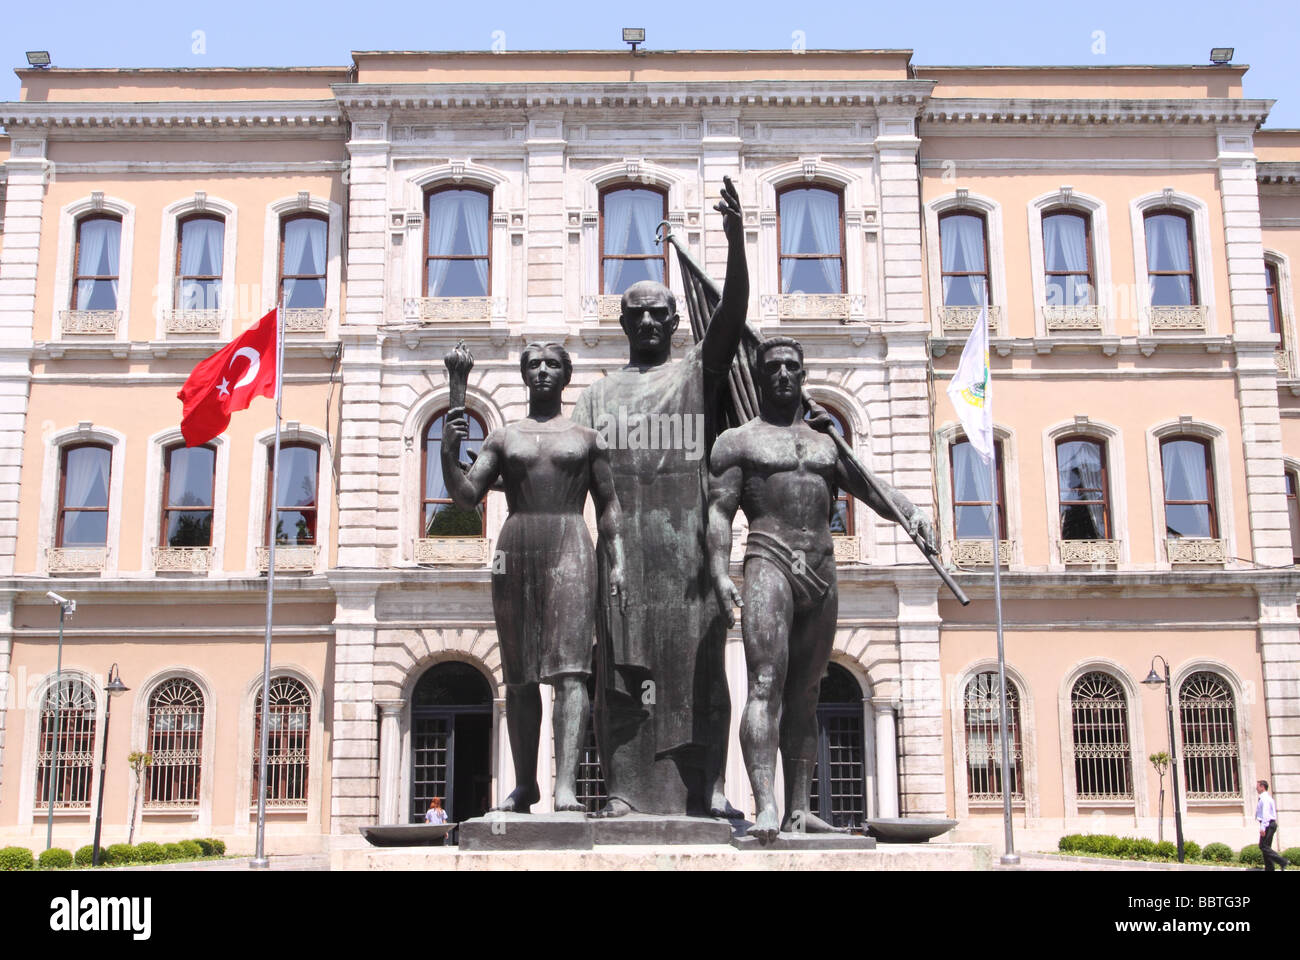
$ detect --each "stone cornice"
[0,100,344,134]
[922,97,1273,128]
[332,80,936,113]
[1259,161,1300,184]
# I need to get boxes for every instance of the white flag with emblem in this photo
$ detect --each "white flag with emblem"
[945,304,993,462]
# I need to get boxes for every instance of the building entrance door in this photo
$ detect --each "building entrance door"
[409,662,492,823]
[811,663,868,829]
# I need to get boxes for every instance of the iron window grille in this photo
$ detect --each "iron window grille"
[963,672,1024,802]
[35,679,97,810]
[1178,672,1242,801]
[145,677,204,809]
[252,676,311,807]
[1070,671,1134,801]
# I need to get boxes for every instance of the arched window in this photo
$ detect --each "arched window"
[145,678,204,809]
[1055,436,1111,540]
[1159,436,1217,539]
[57,443,112,548]
[963,672,1024,801]
[279,213,328,309]
[424,186,491,297]
[938,211,991,307]
[1042,209,1094,307]
[810,663,867,829]
[175,214,226,311]
[806,404,854,534]
[1143,209,1197,306]
[252,676,311,807]
[1178,672,1241,800]
[35,678,96,810]
[1286,468,1300,564]
[777,184,845,295]
[421,409,487,538]
[950,437,1005,539]
[266,442,320,546]
[71,215,122,310]
[599,184,668,295]
[160,443,215,547]
[1070,672,1133,800]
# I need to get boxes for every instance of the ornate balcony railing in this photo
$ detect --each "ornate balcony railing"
[152,546,213,573]
[939,305,1001,335]
[411,297,493,322]
[832,534,860,564]
[595,295,624,321]
[779,293,852,321]
[162,309,223,334]
[256,545,319,572]
[1058,539,1120,565]
[952,539,1012,567]
[1276,349,1291,378]
[415,537,491,566]
[46,547,108,573]
[1149,304,1208,331]
[1043,304,1103,332]
[283,307,330,333]
[1166,537,1227,564]
[59,310,120,335]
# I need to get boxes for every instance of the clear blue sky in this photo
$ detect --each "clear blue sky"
[4,0,1298,126]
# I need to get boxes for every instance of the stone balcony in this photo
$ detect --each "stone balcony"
[46,546,108,573]
[162,309,223,335]
[256,544,319,572]
[415,537,492,566]
[939,305,1001,335]
[1058,538,1120,565]
[951,539,1012,567]
[59,310,120,335]
[1043,304,1103,333]
[1165,537,1227,564]
[1149,304,1208,331]
[152,546,213,574]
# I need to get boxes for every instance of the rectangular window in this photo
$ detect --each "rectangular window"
[1144,211,1197,307]
[1287,470,1300,564]
[1057,437,1110,539]
[57,444,111,547]
[280,215,328,309]
[161,444,215,547]
[778,186,845,295]
[176,215,225,310]
[939,213,991,307]
[1266,261,1284,352]
[1042,211,1094,307]
[951,439,1005,538]
[266,444,319,546]
[71,216,122,310]
[600,186,668,295]
[1160,437,1217,539]
[425,188,490,297]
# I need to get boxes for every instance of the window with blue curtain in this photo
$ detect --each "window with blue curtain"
[778,185,844,295]
[176,214,225,310]
[600,185,668,295]
[1144,210,1197,306]
[950,437,1005,539]
[280,214,328,309]
[72,215,122,310]
[424,187,490,297]
[939,212,990,307]
[1042,210,1094,307]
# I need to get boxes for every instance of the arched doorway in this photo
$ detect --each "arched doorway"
[811,662,868,829]
[576,669,607,812]
[409,662,492,823]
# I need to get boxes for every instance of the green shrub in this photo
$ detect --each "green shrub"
[177,840,202,859]
[1058,834,1083,852]
[1153,841,1177,860]
[1130,838,1157,858]
[133,841,166,863]
[0,846,36,871]
[1284,847,1300,867]
[193,838,214,856]
[1110,837,1134,857]
[1181,840,1201,861]
[1239,844,1265,866]
[1203,842,1234,862]
[104,843,135,865]
[38,847,73,869]
[74,845,96,867]
[162,843,185,860]
[209,838,226,856]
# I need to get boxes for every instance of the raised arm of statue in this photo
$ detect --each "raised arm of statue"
[706,432,745,626]
[589,437,628,613]
[701,175,750,375]
[439,410,502,510]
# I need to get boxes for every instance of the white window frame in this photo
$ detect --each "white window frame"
[1170,661,1256,818]
[935,422,1022,568]
[246,424,334,574]
[15,668,105,826]
[127,668,217,832]
[398,388,505,565]
[950,660,1039,820]
[1027,188,1113,336]
[924,190,1009,336]
[156,193,238,339]
[233,666,324,830]
[261,194,343,334]
[53,195,136,339]
[140,428,229,574]
[1146,419,1237,568]
[1041,418,1130,569]
[1057,659,1149,820]
[38,423,126,576]
[1129,189,1217,334]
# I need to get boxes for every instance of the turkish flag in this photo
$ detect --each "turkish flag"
[177,308,278,446]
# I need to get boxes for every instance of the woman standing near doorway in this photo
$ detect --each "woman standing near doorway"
[440,342,626,813]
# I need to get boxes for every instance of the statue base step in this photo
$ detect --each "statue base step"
[456,811,737,851]
[731,832,876,851]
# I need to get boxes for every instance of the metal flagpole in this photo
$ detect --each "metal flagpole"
[251,299,285,869]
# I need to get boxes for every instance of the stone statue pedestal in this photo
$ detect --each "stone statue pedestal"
[731,832,876,851]
[456,811,735,851]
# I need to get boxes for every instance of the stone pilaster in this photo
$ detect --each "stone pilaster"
[896,582,945,816]
[0,593,13,796]
[873,108,925,328]
[1218,128,1292,567]
[1259,592,1300,821]
[700,110,742,285]
[375,700,403,825]
[523,112,566,331]
[327,576,381,833]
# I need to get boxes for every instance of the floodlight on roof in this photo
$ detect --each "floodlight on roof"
[623,28,645,54]
[1209,47,1234,64]
[25,51,51,68]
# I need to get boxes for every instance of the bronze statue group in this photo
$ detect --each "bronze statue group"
[440,177,936,841]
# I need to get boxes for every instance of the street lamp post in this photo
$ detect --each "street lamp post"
[91,664,129,866]
[1143,655,1185,863]
[44,592,75,852]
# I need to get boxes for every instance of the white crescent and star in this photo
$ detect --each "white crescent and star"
[230,347,261,390]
